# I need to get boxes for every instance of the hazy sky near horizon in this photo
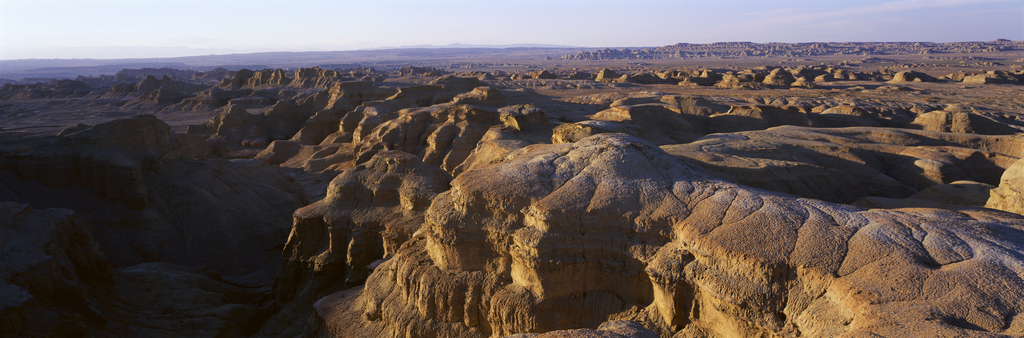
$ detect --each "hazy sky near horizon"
[1,0,1021,60]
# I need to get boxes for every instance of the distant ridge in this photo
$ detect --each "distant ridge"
[378,43,579,49]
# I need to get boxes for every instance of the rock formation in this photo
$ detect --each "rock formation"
[313,133,1024,337]
[351,104,503,174]
[663,126,1023,204]
[257,151,451,337]
[987,153,1024,214]
[1,115,306,285]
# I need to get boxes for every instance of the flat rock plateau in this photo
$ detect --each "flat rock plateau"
[3,40,1024,338]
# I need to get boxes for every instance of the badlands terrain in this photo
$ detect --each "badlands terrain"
[2,40,1024,337]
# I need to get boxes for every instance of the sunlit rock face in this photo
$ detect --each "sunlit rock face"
[313,133,1024,338]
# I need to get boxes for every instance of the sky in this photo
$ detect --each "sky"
[0,0,1021,60]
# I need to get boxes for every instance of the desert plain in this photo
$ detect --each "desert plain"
[2,40,1024,337]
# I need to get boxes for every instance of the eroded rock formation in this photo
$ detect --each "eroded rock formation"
[1,115,306,285]
[314,133,1024,337]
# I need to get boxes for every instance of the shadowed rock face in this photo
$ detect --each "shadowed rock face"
[315,133,1024,338]
[1,115,307,286]
[0,203,272,338]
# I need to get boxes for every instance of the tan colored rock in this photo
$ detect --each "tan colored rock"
[762,68,795,86]
[528,70,558,79]
[887,70,936,83]
[317,133,1024,337]
[551,120,638,144]
[911,110,1020,135]
[589,103,702,145]
[352,104,502,174]
[218,68,292,89]
[595,69,623,82]
[663,126,1022,204]
[987,154,1024,214]
[453,86,508,106]
[258,151,451,337]
[705,105,809,133]
[453,105,554,176]
[812,105,881,128]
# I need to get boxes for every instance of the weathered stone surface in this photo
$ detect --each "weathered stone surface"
[705,105,809,133]
[256,151,451,337]
[1,115,306,286]
[887,70,937,83]
[911,110,1020,135]
[453,86,508,106]
[987,153,1024,214]
[315,133,1024,337]
[663,126,1023,204]
[589,103,702,145]
[352,104,503,174]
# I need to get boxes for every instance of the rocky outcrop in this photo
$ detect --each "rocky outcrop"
[911,110,1020,135]
[987,153,1024,214]
[163,87,253,111]
[289,67,345,88]
[453,86,508,106]
[316,133,1024,337]
[386,76,484,107]
[595,69,624,82]
[705,105,809,133]
[762,68,795,86]
[257,151,451,337]
[811,105,882,128]
[188,89,336,147]
[218,69,292,89]
[1,115,306,285]
[662,126,1024,204]
[454,105,553,176]
[352,104,503,174]
[887,70,937,83]
[589,103,702,145]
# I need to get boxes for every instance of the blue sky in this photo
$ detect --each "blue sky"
[0,0,1021,60]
